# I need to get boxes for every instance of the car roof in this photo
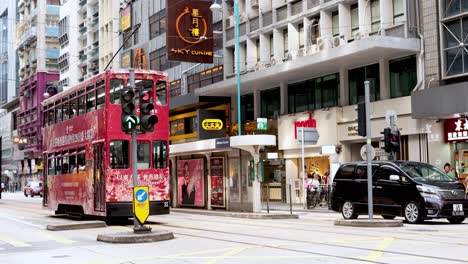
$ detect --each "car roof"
[339,160,429,167]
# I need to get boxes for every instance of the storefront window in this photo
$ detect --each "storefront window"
[349,63,380,105]
[261,87,280,118]
[390,55,417,98]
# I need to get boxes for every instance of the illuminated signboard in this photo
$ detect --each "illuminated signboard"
[167,0,213,63]
[120,5,131,32]
[202,119,223,131]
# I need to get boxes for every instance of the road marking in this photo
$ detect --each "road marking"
[0,215,43,228]
[205,246,251,264]
[0,234,32,247]
[359,237,394,262]
[36,231,75,245]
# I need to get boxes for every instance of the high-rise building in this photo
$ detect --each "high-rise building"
[16,0,60,182]
[412,0,468,180]
[0,0,19,187]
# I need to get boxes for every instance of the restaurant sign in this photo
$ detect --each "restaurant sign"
[167,0,213,63]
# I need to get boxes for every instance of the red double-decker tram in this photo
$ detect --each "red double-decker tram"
[41,69,170,218]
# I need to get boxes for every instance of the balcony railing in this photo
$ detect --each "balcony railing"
[16,23,37,48]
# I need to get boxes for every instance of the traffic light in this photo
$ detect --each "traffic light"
[139,88,158,132]
[389,130,400,153]
[381,128,391,153]
[121,88,137,132]
[357,102,366,137]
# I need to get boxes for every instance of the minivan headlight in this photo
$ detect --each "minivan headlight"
[417,185,440,199]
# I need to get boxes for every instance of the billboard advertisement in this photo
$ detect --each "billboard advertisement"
[178,159,205,207]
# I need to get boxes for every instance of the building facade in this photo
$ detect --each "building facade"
[0,0,19,188]
[16,0,60,183]
[98,0,120,71]
[412,0,468,184]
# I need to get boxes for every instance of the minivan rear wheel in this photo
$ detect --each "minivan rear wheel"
[342,201,357,219]
[404,202,422,224]
[447,217,465,224]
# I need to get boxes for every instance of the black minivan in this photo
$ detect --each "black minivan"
[331,161,468,224]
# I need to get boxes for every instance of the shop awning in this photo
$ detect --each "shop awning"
[169,135,276,157]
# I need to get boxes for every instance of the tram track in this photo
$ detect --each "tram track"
[159,222,468,263]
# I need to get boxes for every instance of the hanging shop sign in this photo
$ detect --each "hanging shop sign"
[295,113,320,145]
[120,5,131,32]
[445,118,468,143]
[197,109,225,140]
[133,48,147,69]
[167,0,213,63]
[202,119,223,131]
[13,136,28,144]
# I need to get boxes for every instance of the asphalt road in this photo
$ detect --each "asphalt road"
[1,192,468,264]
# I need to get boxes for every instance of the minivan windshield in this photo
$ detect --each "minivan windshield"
[400,163,455,183]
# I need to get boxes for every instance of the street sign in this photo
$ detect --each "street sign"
[257,118,267,131]
[124,114,140,131]
[133,186,150,225]
[360,145,376,161]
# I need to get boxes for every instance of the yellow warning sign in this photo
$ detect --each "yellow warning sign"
[133,186,150,225]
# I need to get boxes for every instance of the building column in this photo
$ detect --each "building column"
[358,0,371,34]
[287,23,299,56]
[320,10,332,39]
[231,94,239,124]
[240,42,247,72]
[380,0,393,31]
[204,153,212,210]
[224,47,234,77]
[259,33,269,65]
[273,28,283,60]
[253,88,260,119]
[379,58,390,100]
[280,80,288,115]
[340,68,348,106]
[339,4,351,40]
[246,37,257,70]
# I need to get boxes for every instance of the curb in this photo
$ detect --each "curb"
[334,219,403,227]
[97,230,174,244]
[47,221,107,231]
[172,208,299,219]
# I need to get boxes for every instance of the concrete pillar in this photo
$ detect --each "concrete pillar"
[379,58,390,100]
[240,42,247,72]
[246,36,257,70]
[304,17,312,48]
[380,0,393,30]
[358,0,371,34]
[339,4,351,40]
[288,23,299,56]
[170,157,178,207]
[320,10,332,39]
[280,80,287,115]
[339,68,348,106]
[253,88,260,118]
[273,28,283,60]
[231,94,239,124]
[224,47,234,77]
[259,33,269,65]
[204,154,212,210]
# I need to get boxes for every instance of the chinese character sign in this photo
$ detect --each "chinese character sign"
[445,118,468,142]
[167,0,213,63]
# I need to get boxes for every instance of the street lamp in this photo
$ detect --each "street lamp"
[210,0,242,136]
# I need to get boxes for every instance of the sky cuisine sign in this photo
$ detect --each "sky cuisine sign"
[167,0,213,63]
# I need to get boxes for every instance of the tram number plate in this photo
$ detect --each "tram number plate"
[453,204,464,216]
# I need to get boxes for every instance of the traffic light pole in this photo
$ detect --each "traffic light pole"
[129,69,140,232]
[364,81,373,220]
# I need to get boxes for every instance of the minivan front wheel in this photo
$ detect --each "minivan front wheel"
[404,202,422,224]
[342,201,357,220]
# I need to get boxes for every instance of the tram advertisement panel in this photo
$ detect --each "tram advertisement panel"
[178,159,204,207]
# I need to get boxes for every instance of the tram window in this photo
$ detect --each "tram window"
[48,158,55,175]
[55,102,62,123]
[55,157,62,175]
[77,151,86,172]
[86,86,95,112]
[110,79,124,104]
[153,141,167,168]
[137,141,150,169]
[110,140,129,169]
[43,111,48,127]
[156,80,167,106]
[69,93,77,119]
[78,90,85,115]
[62,155,69,174]
[96,86,105,109]
[69,154,77,173]
[62,97,69,121]
[48,105,55,126]
[135,80,153,105]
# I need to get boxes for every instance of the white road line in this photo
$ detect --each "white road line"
[0,214,44,229]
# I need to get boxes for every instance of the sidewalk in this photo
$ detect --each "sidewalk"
[171,208,299,219]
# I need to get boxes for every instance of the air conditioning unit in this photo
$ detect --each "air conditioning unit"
[251,0,259,7]
[317,37,328,51]
[227,15,235,28]
[333,36,346,47]
[354,31,369,40]
[308,44,318,55]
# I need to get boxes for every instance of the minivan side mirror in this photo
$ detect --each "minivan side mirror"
[389,175,400,181]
